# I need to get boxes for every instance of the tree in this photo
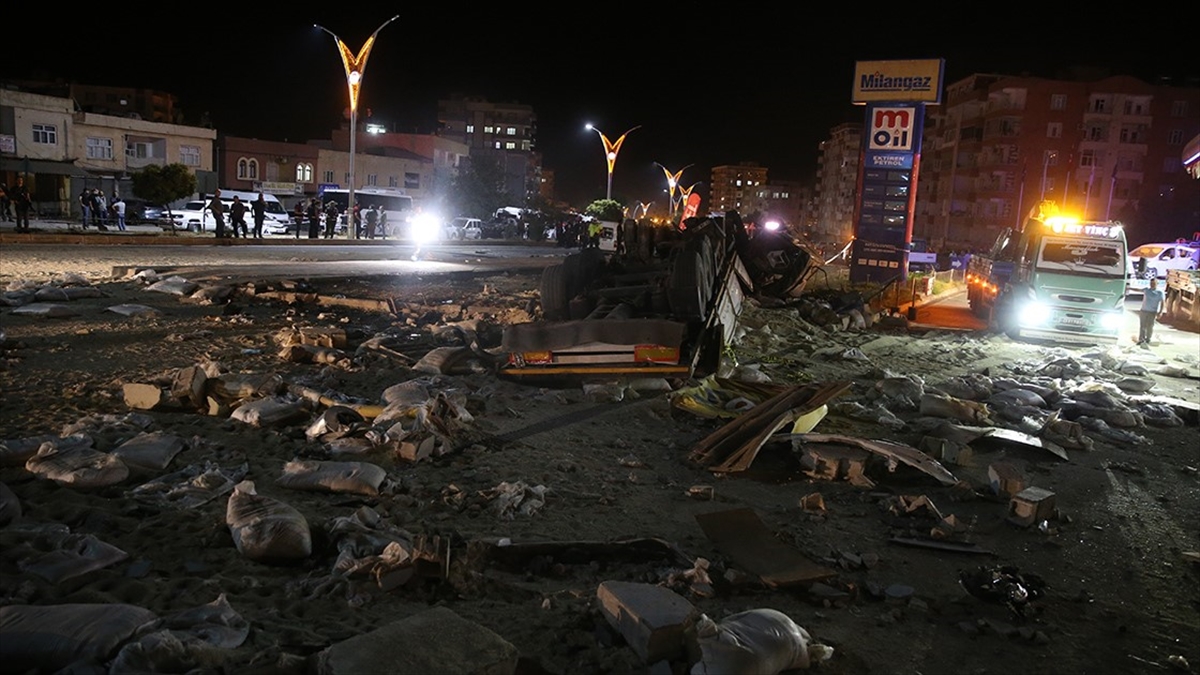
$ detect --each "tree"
[131,164,197,232]
[584,199,623,222]
[447,155,508,219]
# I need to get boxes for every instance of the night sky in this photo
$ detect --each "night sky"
[3,9,1193,208]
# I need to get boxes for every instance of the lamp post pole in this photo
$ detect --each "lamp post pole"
[586,124,640,201]
[655,162,692,218]
[315,15,398,239]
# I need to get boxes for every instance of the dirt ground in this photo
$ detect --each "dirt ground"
[1,260,1198,675]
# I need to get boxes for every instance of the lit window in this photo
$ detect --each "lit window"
[295,163,313,182]
[494,141,501,149]
[180,145,201,166]
[484,126,494,134]
[505,141,516,150]
[466,124,474,134]
[32,124,57,144]
[507,127,516,135]
[86,137,113,160]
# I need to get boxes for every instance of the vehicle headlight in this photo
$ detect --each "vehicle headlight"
[1018,300,1051,326]
[1100,311,1124,329]
[411,213,439,243]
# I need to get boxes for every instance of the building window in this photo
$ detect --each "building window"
[466,124,474,134]
[494,141,501,149]
[86,137,113,160]
[388,176,398,188]
[366,174,377,187]
[323,170,334,183]
[404,172,420,189]
[1168,129,1184,145]
[295,162,313,182]
[1046,122,1062,138]
[505,141,516,150]
[1080,150,1096,167]
[344,172,350,185]
[180,145,201,166]
[32,124,57,145]
[484,125,494,134]
[507,127,516,135]
[1050,94,1066,110]
[237,158,258,180]
[126,141,152,159]
[1170,100,1189,117]
[1090,97,1107,113]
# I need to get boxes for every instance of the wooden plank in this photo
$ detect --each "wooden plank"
[694,507,836,587]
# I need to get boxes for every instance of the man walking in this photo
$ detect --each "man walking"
[208,190,227,238]
[10,176,32,233]
[251,192,266,239]
[1137,277,1166,347]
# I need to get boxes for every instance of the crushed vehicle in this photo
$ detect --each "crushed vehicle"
[499,210,817,379]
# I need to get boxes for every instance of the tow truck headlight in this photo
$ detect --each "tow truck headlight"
[411,213,440,244]
[1100,311,1124,330]
[1018,300,1052,326]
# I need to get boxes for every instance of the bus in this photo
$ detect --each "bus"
[318,187,414,238]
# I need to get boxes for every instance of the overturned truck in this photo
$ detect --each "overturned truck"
[500,211,816,379]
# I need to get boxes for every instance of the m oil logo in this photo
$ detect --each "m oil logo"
[868,106,916,151]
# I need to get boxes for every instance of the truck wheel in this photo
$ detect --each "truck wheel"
[540,264,569,320]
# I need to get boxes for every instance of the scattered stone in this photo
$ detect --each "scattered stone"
[596,580,698,663]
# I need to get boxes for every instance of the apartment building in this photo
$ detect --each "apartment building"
[914,73,1200,251]
[0,87,214,218]
[813,123,862,244]
[708,162,768,216]
[437,96,540,205]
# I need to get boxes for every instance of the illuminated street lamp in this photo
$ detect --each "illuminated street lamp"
[655,162,692,217]
[586,123,640,201]
[634,201,653,219]
[315,15,398,239]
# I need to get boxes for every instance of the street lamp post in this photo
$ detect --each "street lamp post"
[655,162,692,218]
[586,123,640,201]
[315,15,398,239]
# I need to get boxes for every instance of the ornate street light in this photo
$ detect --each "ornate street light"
[586,123,640,201]
[655,162,692,218]
[315,16,398,238]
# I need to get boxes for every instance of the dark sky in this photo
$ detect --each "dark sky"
[4,10,1193,208]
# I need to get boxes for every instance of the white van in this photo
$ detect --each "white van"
[169,190,291,233]
[1126,239,1200,293]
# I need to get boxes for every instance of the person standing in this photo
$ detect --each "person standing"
[208,190,227,238]
[229,195,248,238]
[10,176,32,233]
[112,196,127,231]
[365,204,379,239]
[251,192,266,239]
[378,209,388,239]
[293,199,305,239]
[306,198,322,239]
[323,200,340,238]
[78,188,92,230]
[1137,277,1166,347]
[89,189,105,229]
[0,183,12,222]
[95,191,109,229]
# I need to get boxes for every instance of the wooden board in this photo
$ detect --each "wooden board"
[694,507,836,587]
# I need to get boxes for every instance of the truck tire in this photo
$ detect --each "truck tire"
[540,263,569,320]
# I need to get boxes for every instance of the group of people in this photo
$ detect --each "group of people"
[77,188,127,231]
[205,190,269,239]
[286,198,387,239]
[1,177,33,232]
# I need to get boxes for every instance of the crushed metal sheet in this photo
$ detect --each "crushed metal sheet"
[790,433,959,486]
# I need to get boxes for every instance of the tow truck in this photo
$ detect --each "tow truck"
[499,211,816,379]
[966,201,1128,344]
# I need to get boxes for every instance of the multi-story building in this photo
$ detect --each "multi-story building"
[1,87,214,218]
[751,179,802,229]
[915,72,1200,251]
[437,96,540,206]
[708,162,768,216]
[813,123,862,244]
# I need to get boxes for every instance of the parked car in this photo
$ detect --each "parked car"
[120,198,172,226]
[1126,239,1200,293]
[444,217,482,240]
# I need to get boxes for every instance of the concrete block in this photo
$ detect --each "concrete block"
[170,366,208,409]
[596,580,698,663]
[1008,486,1056,527]
[317,606,517,675]
[987,462,1024,497]
[123,383,169,410]
[300,326,347,349]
